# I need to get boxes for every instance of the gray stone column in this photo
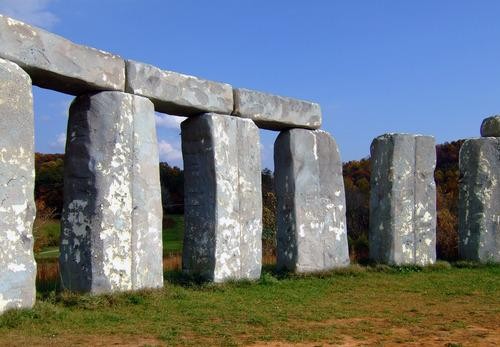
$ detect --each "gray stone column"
[60,91,163,294]
[181,113,262,282]
[369,134,436,265]
[0,58,36,314]
[274,129,349,273]
[458,116,499,262]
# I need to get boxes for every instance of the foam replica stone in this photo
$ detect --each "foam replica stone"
[274,129,349,272]
[0,59,36,314]
[125,60,233,116]
[181,114,262,282]
[60,91,163,294]
[480,116,500,137]
[233,88,322,131]
[458,138,500,262]
[0,14,125,95]
[369,134,437,266]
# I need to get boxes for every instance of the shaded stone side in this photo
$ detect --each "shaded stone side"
[181,114,262,282]
[274,129,349,273]
[369,134,436,265]
[233,88,322,131]
[125,60,233,116]
[458,138,500,262]
[0,58,36,313]
[60,91,162,294]
[0,14,125,95]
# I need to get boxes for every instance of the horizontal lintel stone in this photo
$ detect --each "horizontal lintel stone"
[0,14,125,95]
[233,88,322,130]
[125,60,233,116]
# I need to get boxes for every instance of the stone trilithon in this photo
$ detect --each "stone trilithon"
[369,134,437,266]
[274,129,350,273]
[181,113,263,282]
[60,91,163,294]
[0,58,36,314]
[459,116,500,263]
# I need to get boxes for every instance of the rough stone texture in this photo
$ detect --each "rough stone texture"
[369,134,437,266]
[0,58,36,314]
[274,129,349,273]
[125,60,233,116]
[458,138,500,262]
[0,14,125,95]
[233,88,322,131]
[181,114,262,282]
[481,116,500,137]
[60,91,163,294]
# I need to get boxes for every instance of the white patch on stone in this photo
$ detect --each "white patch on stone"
[8,263,26,272]
[423,211,432,223]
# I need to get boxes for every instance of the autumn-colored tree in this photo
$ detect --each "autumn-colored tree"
[159,162,184,215]
[35,153,64,217]
[434,140,464,260]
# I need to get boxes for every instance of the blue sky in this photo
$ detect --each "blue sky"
[2,0,500,169]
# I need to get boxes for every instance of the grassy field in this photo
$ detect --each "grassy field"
[1,263,499,346]
[19,217,500,345]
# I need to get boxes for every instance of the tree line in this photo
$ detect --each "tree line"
[35,139,464,261]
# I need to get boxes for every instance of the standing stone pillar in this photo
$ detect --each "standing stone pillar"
[369,134,436,265]
[0,58,36,313]
[458,116,500,262]
[274,129,349,273]
[60,91,163,294]
[181,113,262,282]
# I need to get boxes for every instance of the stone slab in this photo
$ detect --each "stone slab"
[0,14,125,95]
[458,138,500,262]
[0,58,36,314]
[130,96,164,289]
[274,129,349,272]
[181,113,262,282]
[233,88,322,131]
[60,91,163,294]
[481,116,500,137]
[369,134,436,265]
[125,60,233,116]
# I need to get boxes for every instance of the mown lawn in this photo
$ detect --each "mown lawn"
[1,263,499,346]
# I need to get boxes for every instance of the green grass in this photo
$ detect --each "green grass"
[35,214,184,260]
[2,264,499,346]
[162,214,184,254]
[36,247,59,260]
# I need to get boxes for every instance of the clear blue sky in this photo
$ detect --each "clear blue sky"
[2,0,500,169]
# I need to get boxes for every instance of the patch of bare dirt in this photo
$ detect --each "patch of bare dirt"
[249,320,500,347]
[0,334,165,347]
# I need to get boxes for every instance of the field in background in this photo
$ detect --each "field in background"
[2,264,499,346]
[34,215,276,291]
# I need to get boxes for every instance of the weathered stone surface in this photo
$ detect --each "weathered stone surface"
[480,116,500,137]
[233,88,322,131]
[458,138,500,262]
[131,100,164,289]
[0,14,125,95]
[125,60,233,116]
[369,134,436,266]
[181,114,262,282]
[274,129,349,273]
[0,58,36,314]
[60,91,163,294]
